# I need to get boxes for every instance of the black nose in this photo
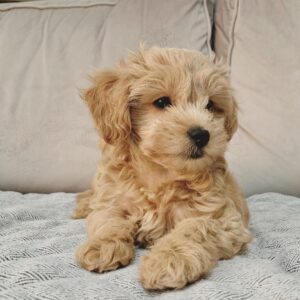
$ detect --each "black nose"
[187,127,210,148]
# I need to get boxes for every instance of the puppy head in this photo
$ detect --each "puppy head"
[84,47,237,173]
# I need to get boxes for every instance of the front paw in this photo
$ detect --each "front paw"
[76,237,134,272]
[140,248,204,290]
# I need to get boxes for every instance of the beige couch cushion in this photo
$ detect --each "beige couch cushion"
[0,0,213,193]
[214,0,300,196]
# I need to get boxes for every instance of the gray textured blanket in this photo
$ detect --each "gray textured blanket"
[0,192,299,299]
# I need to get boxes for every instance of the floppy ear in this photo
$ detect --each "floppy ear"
[225,95,238,141]
[83,69,131,145]
[212,59,238,141]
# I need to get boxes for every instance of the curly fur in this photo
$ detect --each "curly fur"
[73,46,252,290]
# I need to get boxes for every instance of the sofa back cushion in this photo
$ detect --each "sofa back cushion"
[0,0,213,193]
[214,0,300,196]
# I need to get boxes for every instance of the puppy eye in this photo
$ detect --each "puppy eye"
[206,99,214,111]
[153,97,172,109]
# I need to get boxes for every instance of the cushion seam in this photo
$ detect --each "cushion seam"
[227,0,239,66]
[203,0,214,58]
[0,2,117,12]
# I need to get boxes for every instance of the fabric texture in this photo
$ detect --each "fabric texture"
[0,0,212,193]
[0,191,300,299]
[214,0,300,196]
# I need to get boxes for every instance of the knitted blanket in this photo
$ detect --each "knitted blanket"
[0,192,299,299]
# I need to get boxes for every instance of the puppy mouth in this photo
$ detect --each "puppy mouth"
[187,146,204,160]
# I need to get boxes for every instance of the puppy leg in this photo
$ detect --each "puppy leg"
[76,208,135,272]
[72,190,93,219]
[140,213,251,290]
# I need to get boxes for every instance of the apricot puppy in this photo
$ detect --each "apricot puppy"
[73,47,252,290]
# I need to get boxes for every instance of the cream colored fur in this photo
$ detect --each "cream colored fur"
[73,47,252,290]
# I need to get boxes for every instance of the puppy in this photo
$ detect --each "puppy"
[73,47,252,290]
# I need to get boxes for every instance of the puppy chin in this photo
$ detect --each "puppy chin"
[171,155,214,175]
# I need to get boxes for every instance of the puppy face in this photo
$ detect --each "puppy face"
[85,47,237,173]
